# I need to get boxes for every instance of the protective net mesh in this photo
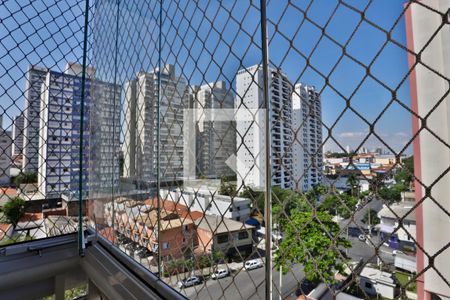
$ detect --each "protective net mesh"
[1,1,450,299]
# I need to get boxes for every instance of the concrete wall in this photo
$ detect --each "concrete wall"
[407,1,450,299]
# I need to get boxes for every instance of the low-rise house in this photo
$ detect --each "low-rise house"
[108,197,199,260]
[195,215,254,256]
[377,201,416,251]
[161,187,251,222]
[359,267,399,299]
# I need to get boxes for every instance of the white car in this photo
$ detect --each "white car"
[211,268,230,279]
[244,259,263,270]
[358,234,366,241]
[177,276,201,288]
[393,250,405,256]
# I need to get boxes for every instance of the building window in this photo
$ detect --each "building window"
[217,234,228,244]
[238,232,248,240]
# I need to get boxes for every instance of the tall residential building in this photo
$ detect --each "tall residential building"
[37,62,120,198]
[122,64,187,182]
[235,65,293,190]
[11,114,25,156]
[0,126,12,185]
[22,65,48,172]
[89,78,121,197]
[406,1,450,299]
[292,84,323,192]
[185,81,236,179]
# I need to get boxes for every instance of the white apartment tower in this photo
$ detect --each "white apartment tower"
[235,65,293,190]
[11,114,24,156]
[185,81,236,179]
[37,63,119,197]
[22,65,48,171]
[123,64,187,182]
[292,84,323,192]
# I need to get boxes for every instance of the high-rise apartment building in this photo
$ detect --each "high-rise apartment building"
[11,114,24,157]
[22,65,48,172]
[89,78,121,197]
[406,1,450,299]
[185,81,236,179]
[0,123,12,184]
[292,84,323,192]
[235,65,293,190]
[123,64,187,182]
[37,63,120,198]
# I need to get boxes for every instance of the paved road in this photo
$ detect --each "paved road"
[347,235,395,266]
[175,263,304,300]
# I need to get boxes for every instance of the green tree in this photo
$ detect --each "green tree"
[378,183,408,203]
[319,194,358,219]
[219,177,237,197]
[240,186,264,212]
[403,155,414,174]
[346,174,359,197]
[361,209,380,225]
[394,168,413,185]
[274,211,351,285]
[1,197,26,226]
[272,186,312,227]
[12,171,37,186]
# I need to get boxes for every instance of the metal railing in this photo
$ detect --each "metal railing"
[1,1,449,299]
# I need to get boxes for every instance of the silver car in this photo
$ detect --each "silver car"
[177,276,201,288]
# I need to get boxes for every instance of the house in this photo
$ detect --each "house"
[306,283,363,300]
[107,197,199,260]
[359,267,399,299]
[195,215,254,256]
[161,187,251,221]
[377,201,416,251]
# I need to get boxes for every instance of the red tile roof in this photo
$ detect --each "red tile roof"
[19,212,43,222]
[0,187,17,196]
[144,197,204,221]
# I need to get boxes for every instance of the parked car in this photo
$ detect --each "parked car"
[211,268,230,279]
[358,234,371,242]
[244,259,263,270]
[392,250,405,256]
[177,276,202,288]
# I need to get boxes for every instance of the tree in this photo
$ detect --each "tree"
[346,174,359,197]
[319,194,358,219]
[361,209,380,225]
[1,197,26,226]
[394,168,413,185]
[378,183,408,203]
[12,171,37,186]
[274,211,351,285]
[219,177,237,197]
[403,155,414,174]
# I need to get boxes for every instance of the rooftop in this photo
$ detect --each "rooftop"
[359,266,396,286]
[378,201,416,222]
[195,215,254,234]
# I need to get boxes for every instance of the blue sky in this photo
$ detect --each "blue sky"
[0,0,413,154]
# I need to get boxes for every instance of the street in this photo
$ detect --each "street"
[173,262,304,300]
